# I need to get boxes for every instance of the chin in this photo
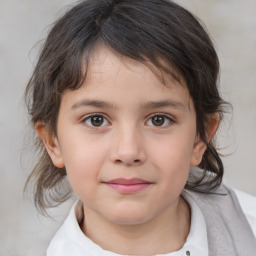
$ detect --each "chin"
[106,207,151,226]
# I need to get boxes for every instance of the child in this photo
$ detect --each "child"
[25,0,256,255]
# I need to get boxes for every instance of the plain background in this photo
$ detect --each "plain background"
[0,0,255,255]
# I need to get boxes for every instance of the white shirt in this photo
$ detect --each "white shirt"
[47,190,256,256]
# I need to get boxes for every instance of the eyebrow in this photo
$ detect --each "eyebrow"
[71,99,186,111]
[71,99,113,110]
[141,100,186,111]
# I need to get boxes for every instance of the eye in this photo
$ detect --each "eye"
[146,114,173,127]
[83,114,109,128]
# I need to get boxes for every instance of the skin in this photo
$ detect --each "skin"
[36,46,218,255]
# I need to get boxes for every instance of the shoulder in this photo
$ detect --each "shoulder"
[233,189,256,237]
[186,185,256,254]
[46,200,118,256]
[46,200,88,256]
[188,183,256,238]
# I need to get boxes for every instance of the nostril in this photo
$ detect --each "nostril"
[114,158,141,165]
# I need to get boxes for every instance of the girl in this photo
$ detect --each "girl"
[25,0,256,255]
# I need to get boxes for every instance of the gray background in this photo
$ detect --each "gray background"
[0,0,255,255]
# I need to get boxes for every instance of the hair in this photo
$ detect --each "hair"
[25,0,227,213]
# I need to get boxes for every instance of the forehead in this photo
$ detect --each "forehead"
[87,45,185,85]
[61,46,192,111]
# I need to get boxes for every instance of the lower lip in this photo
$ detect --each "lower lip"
[105,183,151,193]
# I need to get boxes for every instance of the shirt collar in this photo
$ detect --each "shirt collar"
[48,191,209,256]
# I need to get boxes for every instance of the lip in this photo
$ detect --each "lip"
[103,178,152,193]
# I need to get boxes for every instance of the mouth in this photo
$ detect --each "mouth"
[103,178,153,193]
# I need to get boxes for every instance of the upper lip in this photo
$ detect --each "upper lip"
[103,178,152,185]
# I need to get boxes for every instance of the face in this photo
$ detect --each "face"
[41,47,206,226]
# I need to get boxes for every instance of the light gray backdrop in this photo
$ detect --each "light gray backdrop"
[0,0,255,255]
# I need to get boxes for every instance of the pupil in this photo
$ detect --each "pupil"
[91,116,103,126]
[152,116,164,126]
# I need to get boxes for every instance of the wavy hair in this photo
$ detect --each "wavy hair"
[25,0,228,212]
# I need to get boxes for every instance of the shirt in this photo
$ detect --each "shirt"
[47,189,256,256]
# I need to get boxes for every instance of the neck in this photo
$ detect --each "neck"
[81,196,190,255]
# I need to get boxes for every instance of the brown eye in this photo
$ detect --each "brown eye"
[91,116,104,126]
[146,114,173,127]
[85,115,108,127]
[152,116,165,126]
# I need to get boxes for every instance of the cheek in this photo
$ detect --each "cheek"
[149,134,195,170]
[60,130,107,168]
[147,131,195,189]
[59,137,108,192]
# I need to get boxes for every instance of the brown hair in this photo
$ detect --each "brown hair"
[25,0,227,213]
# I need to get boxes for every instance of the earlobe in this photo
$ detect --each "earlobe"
[190,114,220,167]
[190,138,206,166]
[35,122,65,168]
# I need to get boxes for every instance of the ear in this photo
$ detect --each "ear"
[190,114,220,166]
[35,122,65,168]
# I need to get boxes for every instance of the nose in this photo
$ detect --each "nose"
[110,126,146,166]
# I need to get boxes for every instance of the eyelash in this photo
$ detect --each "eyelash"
[145,113,174,128]
[82,113,110,129]
[81,113,174,129]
